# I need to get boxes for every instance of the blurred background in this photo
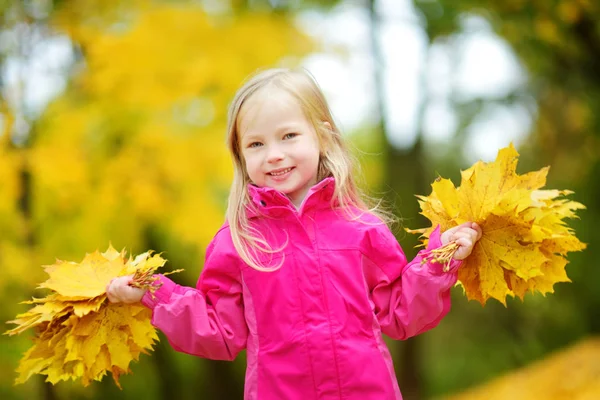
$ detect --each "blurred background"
[1,0,598,399]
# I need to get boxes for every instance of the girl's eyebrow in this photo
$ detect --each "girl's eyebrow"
[275,123,300,133]
[241,132,263,144]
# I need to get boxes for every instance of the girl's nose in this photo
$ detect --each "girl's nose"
[266,145,284,163]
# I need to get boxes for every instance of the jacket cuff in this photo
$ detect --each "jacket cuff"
[424,225,462,275]
[140,274,177,309]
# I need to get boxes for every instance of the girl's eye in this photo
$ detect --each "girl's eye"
[248,142,263,148]
[283,133,298,140]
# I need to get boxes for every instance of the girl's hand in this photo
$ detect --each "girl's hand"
[441,222,483,260]
[106,275,146,304]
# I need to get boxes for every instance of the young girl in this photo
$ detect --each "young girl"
[107,68,482,400]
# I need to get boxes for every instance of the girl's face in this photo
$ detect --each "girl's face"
[238,89,321,208]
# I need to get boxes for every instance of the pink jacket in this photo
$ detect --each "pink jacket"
[141,177,461,399]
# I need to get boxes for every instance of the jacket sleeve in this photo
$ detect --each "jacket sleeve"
[140,231,248,360]
[361,225,461,340]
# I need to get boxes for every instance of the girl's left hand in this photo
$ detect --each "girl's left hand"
[441,222,483,260]
[106,275,146,304]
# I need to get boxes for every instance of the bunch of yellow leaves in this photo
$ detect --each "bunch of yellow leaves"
[411,144,586,305]
[5,245,179,388]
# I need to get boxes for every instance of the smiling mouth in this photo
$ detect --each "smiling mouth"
[268,167,294,176]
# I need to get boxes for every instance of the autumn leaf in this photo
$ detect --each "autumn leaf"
[412,144,586,305]
[39,250,129,298]
[4,245,178,388]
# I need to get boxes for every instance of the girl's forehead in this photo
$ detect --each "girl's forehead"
[244,88,298,112]
[238,89,304,130]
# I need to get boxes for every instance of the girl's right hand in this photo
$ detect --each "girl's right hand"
[106,275,146,304]
[441,221,482,260]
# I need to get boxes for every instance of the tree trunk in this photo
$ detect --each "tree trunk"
[367,1,427,399]
[388,140,427,400]
[18,146,58,400]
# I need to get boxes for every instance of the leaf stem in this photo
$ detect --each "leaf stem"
[421,242,460,272]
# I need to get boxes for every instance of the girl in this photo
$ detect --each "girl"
[107,68,482,400]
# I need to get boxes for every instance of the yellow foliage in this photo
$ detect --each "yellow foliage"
[16,1,314,267]
[54,3,312,110]
[5,246,174,388]
[412,144,586,305]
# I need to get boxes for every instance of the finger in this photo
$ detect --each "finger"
[453,238,473,260]
[115,275,134,288]
[115,275,132,285]
[453,248,469,260]
[458,228,481,241]
[448,222,470,233]
[106,288,118,303]
[451,231,474,242]
[106,279,115,302]
[124,286,139,303]
[476,226,483,240]
[453,250,466,260]
[124,286,144,303]
[106,277,128,303]
[469,223,482,239]
[452,230,472,238]
[460,228,479,243]
[443,223,479,245]
[457,237,473,247]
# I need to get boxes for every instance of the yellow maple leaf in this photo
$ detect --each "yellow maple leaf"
[412,144,586,305]
[39,248,129,298]
[5,245,175,388]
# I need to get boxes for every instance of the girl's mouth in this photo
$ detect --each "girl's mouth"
[269,167,294,176]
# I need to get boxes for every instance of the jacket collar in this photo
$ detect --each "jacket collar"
[246,177,335,217]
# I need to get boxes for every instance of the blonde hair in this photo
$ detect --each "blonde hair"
[225,68,394,271]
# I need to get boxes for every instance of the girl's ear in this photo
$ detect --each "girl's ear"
[323,121,332,131]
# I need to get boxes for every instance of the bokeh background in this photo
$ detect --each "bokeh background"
[1,0,599,399]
